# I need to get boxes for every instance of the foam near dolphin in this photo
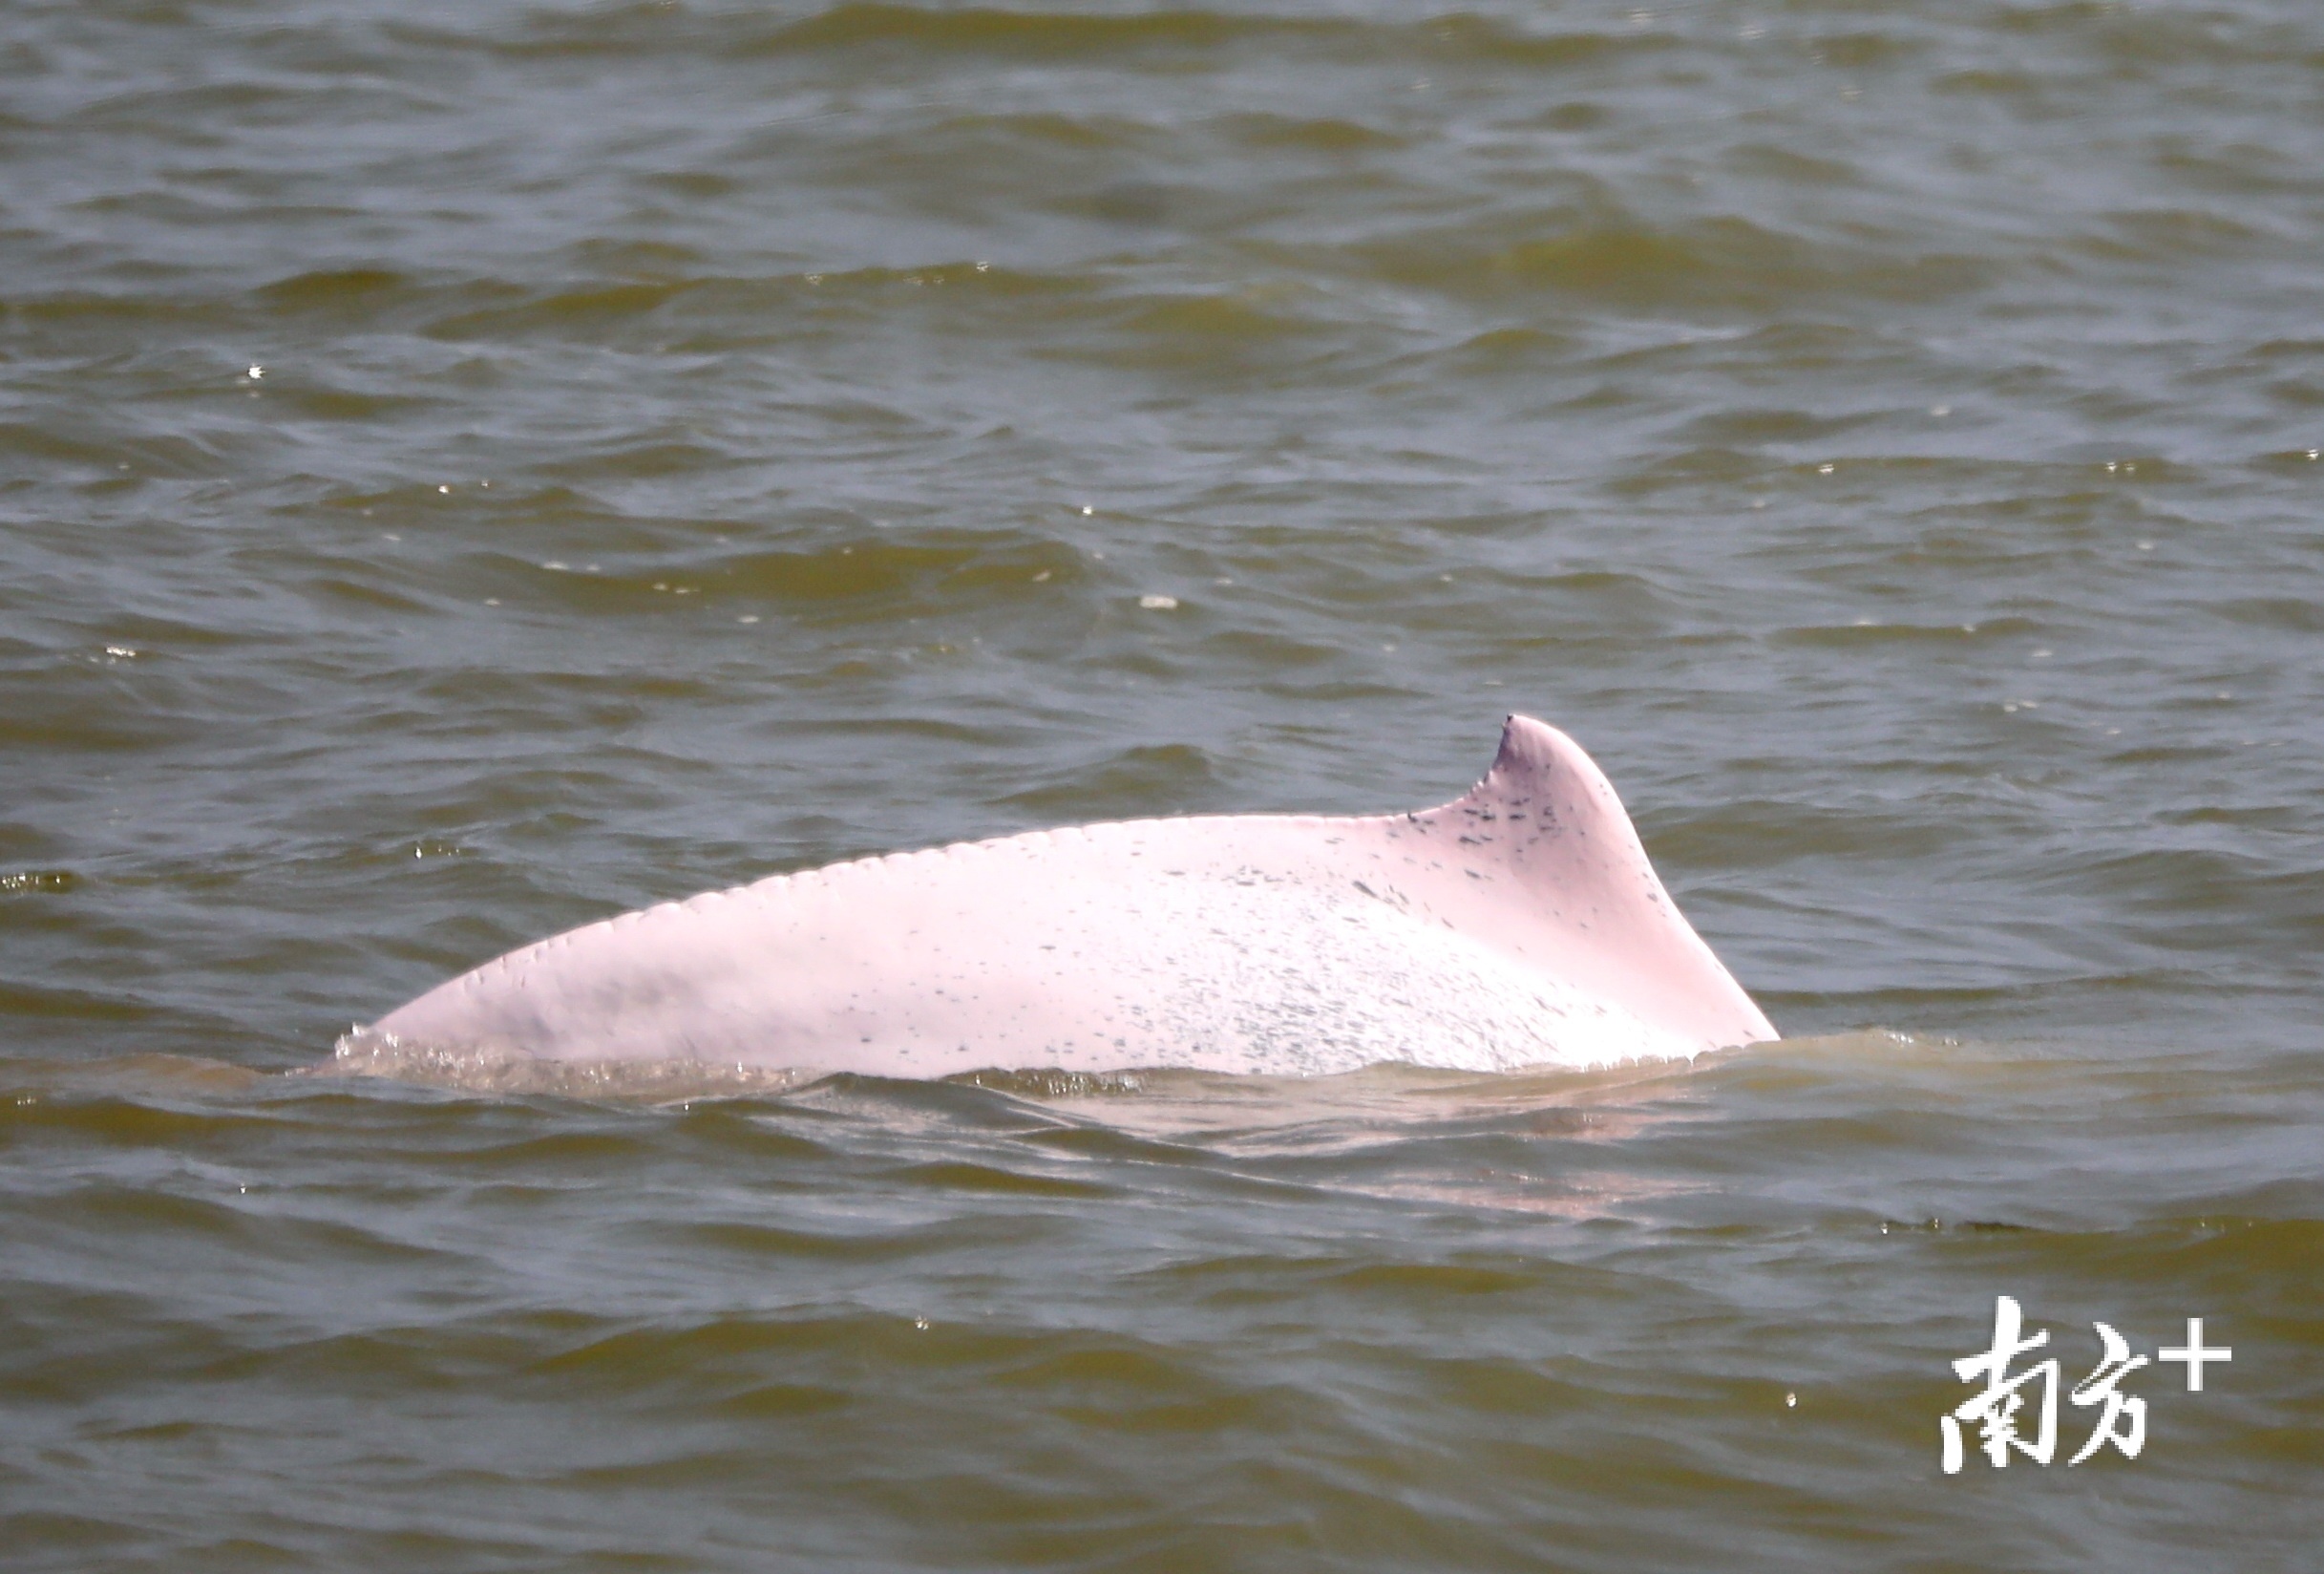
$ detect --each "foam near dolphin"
[349,715,1775,1078]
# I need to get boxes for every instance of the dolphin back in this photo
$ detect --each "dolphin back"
[358,716,1774,1077]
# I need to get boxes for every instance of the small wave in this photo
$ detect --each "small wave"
[323,1031,821,1101]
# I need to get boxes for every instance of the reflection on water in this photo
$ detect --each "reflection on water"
[5,1033,2317,1568]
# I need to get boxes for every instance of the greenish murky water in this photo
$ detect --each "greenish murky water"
[4,2,2319,1567]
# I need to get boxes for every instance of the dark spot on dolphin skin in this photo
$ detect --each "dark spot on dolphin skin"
[1353,881,1379,899]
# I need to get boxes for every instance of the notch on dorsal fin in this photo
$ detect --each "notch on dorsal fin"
[1423,713,1639,858]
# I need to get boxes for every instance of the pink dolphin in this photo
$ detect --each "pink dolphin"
[355,715,1775,1077]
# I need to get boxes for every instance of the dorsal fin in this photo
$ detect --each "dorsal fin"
[1413,714,1776,1050]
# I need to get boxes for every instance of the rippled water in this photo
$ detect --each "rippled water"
[4,0,2320,1567]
